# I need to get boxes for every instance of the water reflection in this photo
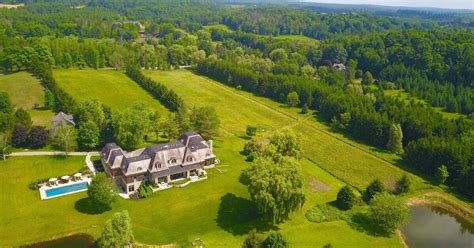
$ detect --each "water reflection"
[401,206,474,248]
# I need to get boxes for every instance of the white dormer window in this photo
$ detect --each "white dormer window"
[186,156,193,162]
[169,158,177,164]
[155,162,161,169]
[137,167,143,171]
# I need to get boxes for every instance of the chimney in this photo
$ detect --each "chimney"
[208,140,213,152]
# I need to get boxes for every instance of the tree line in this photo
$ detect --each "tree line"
[196,59,474,199]
[125,65,183,111]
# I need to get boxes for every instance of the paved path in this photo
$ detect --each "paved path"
[9,151,100,156]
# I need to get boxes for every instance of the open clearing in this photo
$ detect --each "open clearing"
[0,72,54,127]
[53,69,169,114]
[0,69,410,247]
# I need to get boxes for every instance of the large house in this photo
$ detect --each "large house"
[100,131,217,194]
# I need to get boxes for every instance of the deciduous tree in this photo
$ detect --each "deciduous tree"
[77,121,100,149]
[369,192,409,234]
[386,123,403,154]
[88,173,115,210]
[286,91,300,107]
[99,210,134,248]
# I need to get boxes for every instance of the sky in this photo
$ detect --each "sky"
[303,0,474,10]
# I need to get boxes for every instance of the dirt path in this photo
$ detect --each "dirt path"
[9,151,99,156]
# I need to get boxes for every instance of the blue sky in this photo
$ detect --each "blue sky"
[303,0,474,10]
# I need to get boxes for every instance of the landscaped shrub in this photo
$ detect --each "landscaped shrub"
[395,175,411,194]
[305,204,347,223]
[262,232,289,248]
[12,124,29,147]
[139,184,153,198]
[28,126,49,148]
[28,178,48,190]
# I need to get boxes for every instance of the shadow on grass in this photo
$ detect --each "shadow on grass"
[348,212,390,237]
[75,197,110,215]
[215,193,277,235]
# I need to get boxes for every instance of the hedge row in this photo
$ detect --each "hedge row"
[126,66,183,111]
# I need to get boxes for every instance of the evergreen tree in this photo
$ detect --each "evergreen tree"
[301,104,308,114]
[363,179,385,203]
[262,232,289,248]
[336,185,357,210]
[386,123,403,154]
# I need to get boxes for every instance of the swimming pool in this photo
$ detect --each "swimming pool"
[45,182,89,199]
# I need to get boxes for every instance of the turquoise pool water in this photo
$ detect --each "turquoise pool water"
[45,182,88,198]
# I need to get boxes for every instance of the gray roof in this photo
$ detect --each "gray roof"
[52,112,75,127]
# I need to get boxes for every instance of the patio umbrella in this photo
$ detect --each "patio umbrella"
[48,178,57,183]
[73,173,82,178]
[61,175,70,181]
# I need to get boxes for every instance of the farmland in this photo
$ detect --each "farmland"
[53,69,170,114]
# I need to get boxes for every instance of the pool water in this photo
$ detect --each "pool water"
[45,182,88,198]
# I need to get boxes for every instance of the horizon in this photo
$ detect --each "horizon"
[301,0,474,10]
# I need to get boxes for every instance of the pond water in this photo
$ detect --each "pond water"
[401,206,474,248]
[21,234,95,248]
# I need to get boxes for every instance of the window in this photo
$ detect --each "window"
[169,158,177,164]
[133,176,137,182]
[186,156,193,162]
[128,185,135,192]
[155,162,161,169]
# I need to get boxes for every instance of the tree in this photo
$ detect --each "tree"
[242,229,262,248]
[54,126,77,154]
[301,104,308,114]
[246,125,257,137]
[87,173,115,210]
[112,103,152,149]
[14,108,32,129]
[336,185,357,210]
[77,121,100,149]
[369,192,409,234]
[99,210,134,248]
[262,232,289,248]
[44,89,55,110]
[0,134,11,160]
[244,156,305,223]
[0,112,12,132]
[286,91,300,107]
[161,113,179,141]
[435,165,449,185]
[76,99,106,128]
[362,71,375,85]
[395,175,411,194]
[301,65,315,78]
[269,48,288,62]
[28,126,48,148]
[363,179,385,203]
[12,125,29,147]
[189,106,220,139]
[386,123,403,154]
[0,92,13,113]
[269,130,301,159]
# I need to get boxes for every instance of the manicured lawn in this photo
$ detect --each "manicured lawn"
[53,69,169,114]
[0,71,54,126]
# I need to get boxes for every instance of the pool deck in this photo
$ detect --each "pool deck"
[39,178,92,200]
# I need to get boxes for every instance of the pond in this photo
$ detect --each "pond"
[21,234,95,248]
[401,206,474,248]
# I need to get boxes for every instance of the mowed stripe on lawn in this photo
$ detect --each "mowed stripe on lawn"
[144,70,428,191]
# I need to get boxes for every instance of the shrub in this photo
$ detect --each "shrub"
[246,125,257,137]
[28,126,49,148]
[262,232,288,248]
[336,185,357,210]
[243,139,264,155]
[242,229,262,248]
[435,165,449,185]
[395,175,410,194]
[139,184,153,198]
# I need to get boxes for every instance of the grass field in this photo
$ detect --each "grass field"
[0,69,411,247]
[0,72,54,127]
[53,69,170,114]
[272,34,319,44]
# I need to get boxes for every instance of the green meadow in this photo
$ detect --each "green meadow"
[53,69,169,114]
[0,71,54,127]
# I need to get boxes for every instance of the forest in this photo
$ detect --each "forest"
[0,0,473,200]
